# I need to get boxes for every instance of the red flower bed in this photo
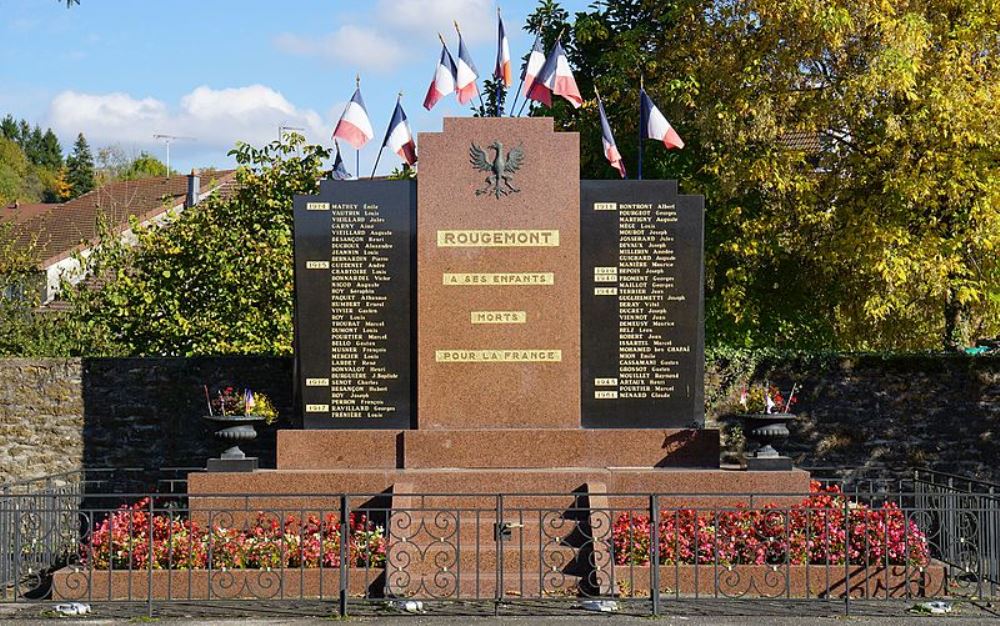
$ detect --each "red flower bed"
[82,498,386,570]
[613,482,930,567]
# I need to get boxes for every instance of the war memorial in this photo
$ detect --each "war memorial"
[23,115,978,614]
[190,116,807,496]
[171,117,816,599]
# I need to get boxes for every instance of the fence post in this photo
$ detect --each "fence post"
[650,495,660,617]
[339,494,349,618]
[147,497,154,618]
[843,492,850,616]
[989,486,998,599]
[495,494,504,616]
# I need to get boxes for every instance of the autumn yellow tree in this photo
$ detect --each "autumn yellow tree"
[550,0,1000,350]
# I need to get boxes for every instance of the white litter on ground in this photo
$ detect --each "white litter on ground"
[912,600,953,614]
[53,602,91,616]
[386,599,426,613]
[578,599,620,612]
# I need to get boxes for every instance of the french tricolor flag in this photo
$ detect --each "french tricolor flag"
[382,98,417,166]
[424,41,458,110]
[528,40,582,108]
[455,29,479,105]
[597,95,625,178]
[494,10,512,87]
[521,34,546,99]
[641,89,684,149]
[332,85,374,150]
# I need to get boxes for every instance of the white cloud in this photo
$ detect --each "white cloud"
[273,25,405,72]
[273,0,492,72]
[46,85,331,152]
[375,0,493,43]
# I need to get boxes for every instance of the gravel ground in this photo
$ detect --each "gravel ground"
[1,598,997,624]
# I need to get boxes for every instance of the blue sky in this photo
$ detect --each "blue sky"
[0,0,592,176]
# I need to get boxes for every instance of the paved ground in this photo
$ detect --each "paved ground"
[1,599,998,624]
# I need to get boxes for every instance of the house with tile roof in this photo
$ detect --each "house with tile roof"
[1,169,237,305]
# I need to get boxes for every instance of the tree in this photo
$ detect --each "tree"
[0,116,17,142]
[533,0,1000,351]
[24,125,46,166]
[0,137,31,205]
[61,135,330,356]
[40,130,63,170]
[16,120,30,148]
[65,133,95,198]
[122,151,169,180]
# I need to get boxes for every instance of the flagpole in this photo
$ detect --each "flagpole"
[354,74,361,178]
[638,74,645,181]
[495,7,504,116]
[371,91,400,179]
[369,147,385,179]
[508,79,522,116]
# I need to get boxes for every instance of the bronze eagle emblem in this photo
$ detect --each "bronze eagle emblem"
[469,140,525,199]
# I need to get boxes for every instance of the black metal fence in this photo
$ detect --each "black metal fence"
[1,467,998,618]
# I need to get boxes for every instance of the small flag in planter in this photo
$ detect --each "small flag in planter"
[329,141,351,180]
[244,389,256,414]
[739,386,748,409]
[765,390,775,414]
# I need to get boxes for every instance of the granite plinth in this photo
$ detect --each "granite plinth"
[276,428,719,470]
[188,467,811,512]
[746,455,795,471]
[417,117,581,430]
[206,457,258,473]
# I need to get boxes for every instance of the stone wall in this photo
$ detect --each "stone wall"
[0,357,292,485]
[1,354,998,485]
[706,354,1000,482]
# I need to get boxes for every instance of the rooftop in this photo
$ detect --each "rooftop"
[8,169,236,268]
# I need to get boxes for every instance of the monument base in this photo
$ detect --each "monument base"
[746,455,795,471]
[206,457,258,473]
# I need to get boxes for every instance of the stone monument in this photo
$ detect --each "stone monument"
[190,116,807,500]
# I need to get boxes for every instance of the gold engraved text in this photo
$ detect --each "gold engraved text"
[437,230,559,247]
[444,273,554,286]
[471,311,527,324]
[435,350,562,363]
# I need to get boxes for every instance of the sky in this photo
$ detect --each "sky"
[0,0,592,176]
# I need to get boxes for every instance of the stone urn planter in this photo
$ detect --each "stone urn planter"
[735,412,796,471]
[203,413,265,472]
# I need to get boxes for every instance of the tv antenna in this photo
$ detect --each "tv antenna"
[278,124,305,142]
[152,134,195,175]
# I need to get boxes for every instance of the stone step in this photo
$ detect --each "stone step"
[189,466,810,517]
[276,428,720,470]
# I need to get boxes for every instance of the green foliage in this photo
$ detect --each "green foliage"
[66,133,95,198]
[0,116,67,204]
[60,135,331,356]
[123,151,170,180]
[0,137,30,205]
[0,222,92,356]
[533,0,1000,352]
